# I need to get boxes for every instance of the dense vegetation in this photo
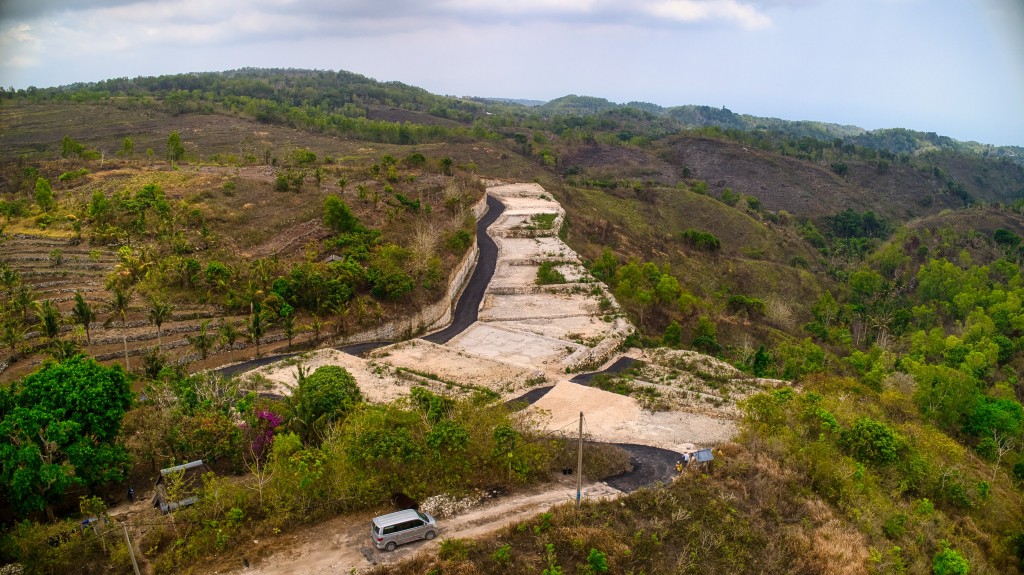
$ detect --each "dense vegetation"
[1,68,1023,574]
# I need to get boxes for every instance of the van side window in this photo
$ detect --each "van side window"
[383,525,397,535]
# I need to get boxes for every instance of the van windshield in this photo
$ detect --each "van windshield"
[417,511,429,522]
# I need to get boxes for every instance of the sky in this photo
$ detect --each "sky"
[1,0,1022,146]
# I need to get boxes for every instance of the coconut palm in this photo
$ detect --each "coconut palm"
[70,291,96,344]
[147,298,175,348]
[107,288,133,370]
[187,320,216,360]
[34,299,62,342]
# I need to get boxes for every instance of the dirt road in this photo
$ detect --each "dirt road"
[236,479,621,575]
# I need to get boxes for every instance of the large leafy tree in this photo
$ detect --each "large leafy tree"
[0,355,133,518]
[288,365,362,444]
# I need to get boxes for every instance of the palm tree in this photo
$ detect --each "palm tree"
[34,299,62,342]
[1,321,28,357]
[187,320,216,360]
[246,303,271,357]
[218,319,241,350]
[108,288,133,370]
[147,298,175,348]
[70,291,96,344]
[309,314,328,346]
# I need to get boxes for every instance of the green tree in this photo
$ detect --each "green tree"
[309,314,327,345]
[219,319,241,350]
[280,304,298,348]
[34,299,62,342]
[323,194,359,234]
[1,321,28,356]
[662,321,682,348]
[186,319,216,360]
[107,288,133,370]
[246,303,272,356]
[70,288,95,341]
[933,547,969,575]
[840,417,900,465]
[166,131,185,162]
[88,190,112,226]
[289,365,362,444]
[692,316,721,354]
[751,345,772,377]
[0,356,133,518]
[120,137,134,158]
[34,177,55,212]
[147,298,175,348]
[60,135,84,159]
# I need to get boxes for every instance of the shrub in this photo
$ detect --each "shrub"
[720,188,740,206]
[492,543,512,566]
[291,148,317,165]
[691,316,721,354]
[275,173,290,192]
[536,262,567,285]
[438,538,472,561]
[446,229,472,253]
[727,295,766,318]
[678,229,721,251]
[662,321,682,348]
[932,547,969,575]
[58,169,89,182]
[840,417,900,465]
[587,548,609,574]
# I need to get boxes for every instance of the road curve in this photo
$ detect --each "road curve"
[423,193,505,344]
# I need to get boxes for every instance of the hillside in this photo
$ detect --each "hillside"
[2,68,1024,575]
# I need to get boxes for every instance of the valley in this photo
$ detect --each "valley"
[1,70,1023,575]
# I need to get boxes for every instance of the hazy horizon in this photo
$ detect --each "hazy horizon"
[2,0,1022,147]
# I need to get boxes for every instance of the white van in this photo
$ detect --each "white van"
[370,509,438,551]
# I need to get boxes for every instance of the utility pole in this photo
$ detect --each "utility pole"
[576,411,583,510]
[123,524,141,575]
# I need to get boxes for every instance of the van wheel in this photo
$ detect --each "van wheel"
[425,531,436,540]
[385,542,397,552]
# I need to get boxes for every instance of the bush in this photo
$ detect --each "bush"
[691,316,721,354]
[275,173,290,192]
[58,169,89,182]
[840,417,900,465]
[727,295,766,318]
[446,229,472,253]
[662,321,682,348]
[933,547,969,575]
[291,147,317,165]
[678,229,721,251]
[536,261,567,285]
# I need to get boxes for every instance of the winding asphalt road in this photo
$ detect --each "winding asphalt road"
[422,194,504,344]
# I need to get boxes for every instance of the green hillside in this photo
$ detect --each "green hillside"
[2,68,1023,575]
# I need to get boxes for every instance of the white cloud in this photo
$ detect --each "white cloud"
[646,1,772,29]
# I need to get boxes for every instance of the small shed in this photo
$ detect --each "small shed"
[152,460,210,514]
[693,449,715,463]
